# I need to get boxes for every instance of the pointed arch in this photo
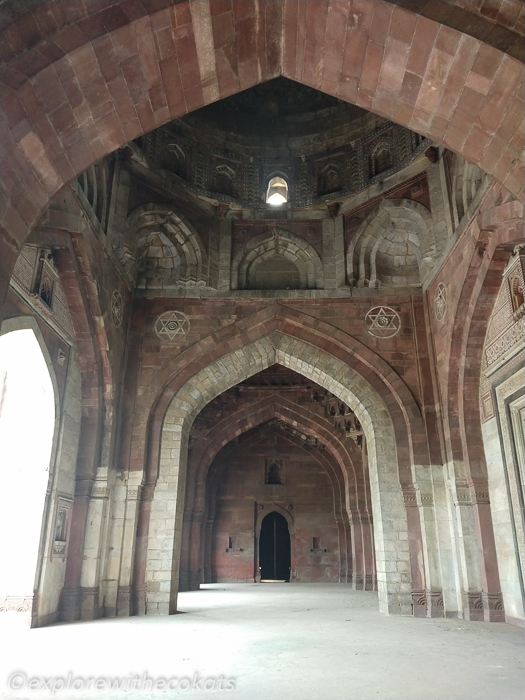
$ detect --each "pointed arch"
[179,394,365,590]
[231,228,323,290]
[139,329,412,616]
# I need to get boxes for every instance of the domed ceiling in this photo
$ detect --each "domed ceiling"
[181,77,368,140]
[135,77,429,209]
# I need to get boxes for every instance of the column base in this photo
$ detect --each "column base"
[79,587,99,621]
[116,585,132,616]
[462,592,484,621]
[60,587,79,622]
[482,592,505,622]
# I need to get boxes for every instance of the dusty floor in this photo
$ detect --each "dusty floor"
[1,583,524,700]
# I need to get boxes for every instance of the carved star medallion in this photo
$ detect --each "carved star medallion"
[155,311,191,342]
[365,306,401,338]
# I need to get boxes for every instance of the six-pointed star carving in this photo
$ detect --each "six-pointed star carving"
[365,306,400,338]
[156,311,190,341]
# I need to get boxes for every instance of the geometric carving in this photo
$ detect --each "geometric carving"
[111,290,123,328]
[462,591,484,621]
[455,486,472,506]
[365,306,401,338]
[480,391,495,422]
[317,163,342,197]
[403,489,418,507]
[154,311,191,343]
[485,317,525,366]
[412,589,427,615]
[52,498,72,559]
[0,596,34,613]
[434,282,447,322]
[369,140,393,178]
[10,245,75,340]
[428,590,444,617]
[212,163,236,199]
[166,143,186,179]
[420,492,434,507]
[472,488,490,505]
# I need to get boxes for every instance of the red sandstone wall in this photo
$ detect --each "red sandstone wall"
[211,430,340,583]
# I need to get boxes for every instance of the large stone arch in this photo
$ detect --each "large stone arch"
[442,196,524,619]
[15,228,118,621]
[126,304,428,616]
[202,423,354,587]
[137,305,428,485]
[145,330,412,616]
[1,0,524,310]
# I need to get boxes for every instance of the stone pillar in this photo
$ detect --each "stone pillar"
[217,219,232,291]
[361,515,376,591]
[430,464,460,616]
[130,483,153,616]
[202,518,214,583]
[351,515,365,590]
[60,477,93,622]
[114,482,142,616]
[188,511,204,590]
[178,510,193,592]
[322,215,345,289]
[78,478,110,620]
[403,487,428,617]
[447,468,484,621]
[470,482,505,622]
[414,466,445,617]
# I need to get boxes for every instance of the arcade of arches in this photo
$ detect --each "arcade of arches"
[0,0,524,642]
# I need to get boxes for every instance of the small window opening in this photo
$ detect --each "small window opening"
[312,537,320,550]
[266,459,283,485]
[266,177,288,205]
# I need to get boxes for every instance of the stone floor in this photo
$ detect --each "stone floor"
[1,584,525,700]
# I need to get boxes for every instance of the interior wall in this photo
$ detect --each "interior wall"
[211,428,341,583]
